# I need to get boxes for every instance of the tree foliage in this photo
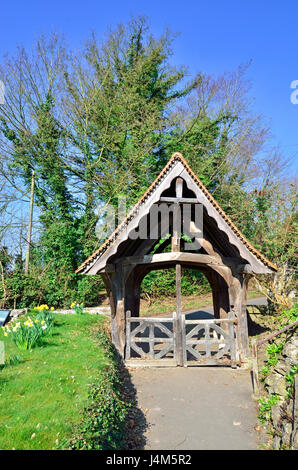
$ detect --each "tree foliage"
[0,16,296,307]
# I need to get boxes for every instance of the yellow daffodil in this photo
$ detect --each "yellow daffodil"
[34,304,49,311]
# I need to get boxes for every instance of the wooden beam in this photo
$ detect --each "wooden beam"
[179,168,273,274]
[105,264,115,273]
[158,197,198,204]
[236,264,253,274]
[117,252,221,266]
[87,160,186,274]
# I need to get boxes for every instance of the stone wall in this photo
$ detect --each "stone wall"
[8,306,111,319]
[263,335,298,449]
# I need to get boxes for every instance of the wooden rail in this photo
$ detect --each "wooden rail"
[125,310,238,367]
[183,311,237,366]
[125,310,177,361]
[251,319,298,396]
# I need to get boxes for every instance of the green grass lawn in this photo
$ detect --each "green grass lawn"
[0,313,111,450]
[140,289,262,317]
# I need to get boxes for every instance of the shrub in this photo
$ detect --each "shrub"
[280,302,298,324]
[260,342,285,380]
[258,394,280,425]
[141,268,210,298]
[1,268,105,309]
[285,364,298,398]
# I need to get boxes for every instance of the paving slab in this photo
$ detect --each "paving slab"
[131,367,259,450]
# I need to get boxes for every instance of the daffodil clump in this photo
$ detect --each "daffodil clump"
[35,309,54,327]
[31,304,55,331]
[70,302,84,314]
[33,304,55,312]
[1,315,52,350]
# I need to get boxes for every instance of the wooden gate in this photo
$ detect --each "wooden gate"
[125,310,238,367]
[181,312,237,366]
[125,311,177,366]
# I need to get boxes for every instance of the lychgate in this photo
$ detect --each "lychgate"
[76,153,277,366]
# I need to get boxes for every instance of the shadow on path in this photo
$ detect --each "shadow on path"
[186,310,214,320]
[119,358,148,449]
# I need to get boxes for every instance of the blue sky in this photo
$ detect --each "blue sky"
[1,0,297,172]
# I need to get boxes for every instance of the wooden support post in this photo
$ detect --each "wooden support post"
[149,323,154,359]
[172,203,181,252]
[176,262,181,317]
[175,262,183,366]
[229,275,250,362]
[175,177,183,198]
[173,310,177,361]
[228,310,236,365]
[251,338,259,396]
[170,180,183,365]
[181,313,187,366]
[171,177,183,252]
[125,310,131,360]
[108,265,129,357]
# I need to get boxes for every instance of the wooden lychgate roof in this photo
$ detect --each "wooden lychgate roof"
[76,153,278,275]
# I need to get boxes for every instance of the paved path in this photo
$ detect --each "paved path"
[183,296,267,319]
[131,367,259,450]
